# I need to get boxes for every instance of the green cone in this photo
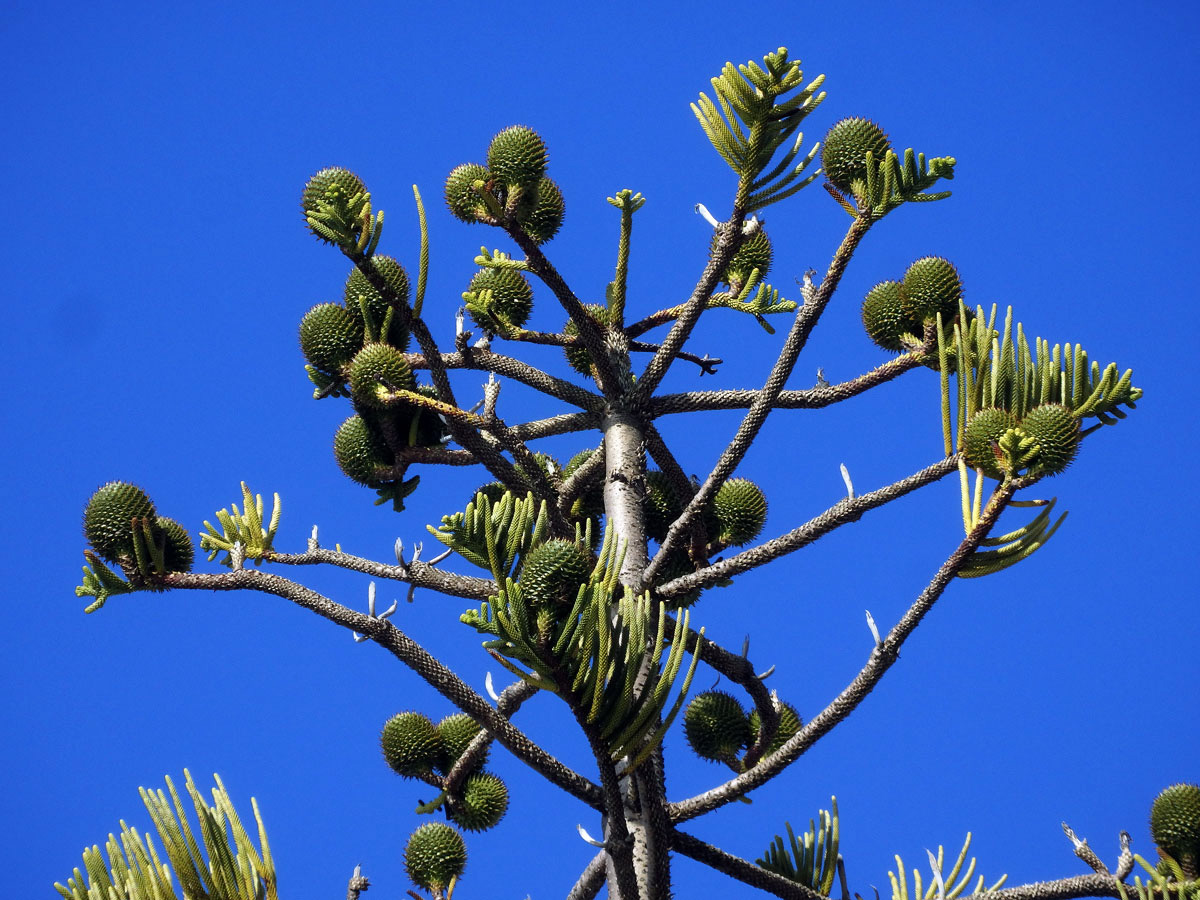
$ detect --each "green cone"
[683,691,751,762]
[436,713,487,775]
[83,482,157,563]
[901,257,963,323]
[445,163,492,223]
[404,822,467,891]
[519,539,592,607]
[1020,403,1080,476]
[487,125,548,190]
[447,771,509,832]
[963,408,1016,480]
[381,712,443,778]
[715,228,773,287]
[299,302,363,373]
[711,478,768,546]
[862,280,921,352]
[643,470,683,543]
[517,176,565,244]
[154,517,195,573]
[344,256,411,350]
[563,304,610,375]
[748,701,802,758]
[822,118,891,197]
[348,342,416,408]
[334,415,394,487]
[465,268,534,331]
[1151,783,1200,879]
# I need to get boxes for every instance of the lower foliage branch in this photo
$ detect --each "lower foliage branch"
[656,456,959,598]
[670,828,826,900]
[668,478,1026,822]
[159,569,605,810]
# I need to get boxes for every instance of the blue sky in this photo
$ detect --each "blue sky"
[3,1,1197,898]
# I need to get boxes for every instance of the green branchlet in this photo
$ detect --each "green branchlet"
[757,798,840,894]
[200,482,281,566]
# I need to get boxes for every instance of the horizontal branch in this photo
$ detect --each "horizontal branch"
[649,351,926,417]
[407,347,604,412]
[668,478,1026,822]
[656,456,959,598]
[670,828,824,900]
[161,569,604,810]
[266,547,496,602]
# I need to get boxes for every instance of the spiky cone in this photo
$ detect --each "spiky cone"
[390,384,448,448]
[683,691,752,763]
[901,257,963,324]
[518,539,592,608]
[348,342,416,408]
[436,713,488,775]
[710,478,768,546]
[154,517,194,572]
[748,701,803,759]
[301,167,368,244]
[643,470,683,543]
[487,125,548,191]
[714,228,773,288]
[963,407,1017,480]
[515,176,564,244]
[445,163,493,223]
[446,771,509,832]
[381,712,444,778]
[83,482,157,563]
[334,415,394,487]
[344,255,411,350]
[465,268,534,331]
[563,449,604,521]
[563,303,611,376]
[1019,403,1081,476]
[1151,783,1200,879]
[404,822,467,892]
[862,280,922,353]
[298,302,363,374]
[470,482,510,510]
[822,117,891,198]
[653,550,702,609]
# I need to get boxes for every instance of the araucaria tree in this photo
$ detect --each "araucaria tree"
[62,47,1191,900]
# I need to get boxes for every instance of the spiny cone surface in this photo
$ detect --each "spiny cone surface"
[517,176,564,244]
[901,257,963,322]
[711,478,768,546]
[465,268,534,330]
[487,125,548,190]
[348,343,416,408]
[301,167,367,241]
[344,256,412,350]
[684,691,752,761]
[1151,783,1200,878]
[334,415,393,486]
[749,701,803,758]
[822,118,891,196]
[404,822,467,891]
[643,470,683,543]
[445,163,492,223]
[84,482,157,563]
[299,302,363,373]
[381,712,444,778]
[519,539,592,607]
[963,408,1016,480]
[154,517,194,573]
[447,772,509,832]
[715,228,773,286]
[564,449,604,521]
[563,304,611,375]
[1020,403,1080,476]
[471,482,510,510]
[436,713,487,774]
[862,280,921,352]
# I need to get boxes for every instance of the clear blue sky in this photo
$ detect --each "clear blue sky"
[3,1,1196,898]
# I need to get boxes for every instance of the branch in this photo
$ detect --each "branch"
[407,347,604,413]
[670,828,825,900]
[644,213,874,584]
[628,339,722,375]
[975,874,1134,900]
[656,457,959,598]
[443,678,538,795]
[649,351,927,417]
[557,441,605,521]
[566,851,609,900]
[160,569,604,810]
[266,546,495,602]
[668,477,1027,822]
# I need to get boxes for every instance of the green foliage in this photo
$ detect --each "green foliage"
[887,833,1006,900]
[404,822,467,893]
[1152,783,1200,879]
[199,482,281,566]
[692,48,825,210]
[54,771,277,900]
[757,798,839,894]
[301,166,383,257]
[429,489,549,582]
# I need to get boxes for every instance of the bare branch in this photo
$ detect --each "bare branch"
[266,547,495,601]
[160,569,604,810]
[407,347,605,413]
[444,679,538,795]
[656,457,959,598]
[566,851,609,900]
[670,828,825,900]
[668,478,1027,822]
[978,874,1132,900]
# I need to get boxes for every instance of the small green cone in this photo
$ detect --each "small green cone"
[683,691,751,762]
[710,478,768,546]
[714,228,773,287]
[154,517,195,573]
[563,304,611,375]
[348,343,416,408]
[1019,403,1080,476]
[465,268,534,331]
[344,256,411,350]
[862,280,922,352]
[404,822,467,892]
[519,539,592,608]
[445,163,492,223]
[447,771,509,832]
[381,712,444,778]
[487,125,548,190]
[301,167,368,243]
[83,482,157,563]
[517,176,565,244]
[748,701,803,758]
[1151,783,1200,879]
[822,118,891,198]
[963,408,1016,480]
[436,713,487,775]
[901,257,963,324]
[334,415,394,487]
[643,471,683,543]
[299,302,364,373]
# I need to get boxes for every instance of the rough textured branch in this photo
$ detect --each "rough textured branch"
[670,829,826,900]
[267,547,496,601]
